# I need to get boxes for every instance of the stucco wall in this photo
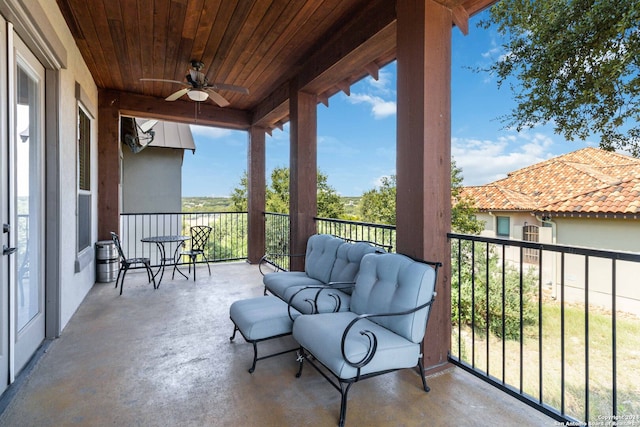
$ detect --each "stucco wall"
[476,211,640,315]
[122,147,183,213]
[33,0,99,329]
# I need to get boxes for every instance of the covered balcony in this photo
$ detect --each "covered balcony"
[0,261,553,426]
[1,1,636,426]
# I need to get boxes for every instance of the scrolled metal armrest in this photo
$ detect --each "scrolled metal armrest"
[286,282,355,319]
[312,282,355,313]
[339,293,437,369]
[258,252,305,276]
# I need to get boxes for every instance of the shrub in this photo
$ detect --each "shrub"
[451,241,538,340]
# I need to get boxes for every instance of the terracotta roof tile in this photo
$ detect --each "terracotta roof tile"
[461,147,640,215]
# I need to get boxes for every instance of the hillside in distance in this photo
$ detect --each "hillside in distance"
[183,196,361,216]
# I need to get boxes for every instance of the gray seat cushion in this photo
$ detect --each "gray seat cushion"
[293,312,420,379]
[230,296,299,341]
[263,272,324,300]
[350,253,436,343]
[304,234,344,282]
[263,234,344,298]
[328,242,383,292]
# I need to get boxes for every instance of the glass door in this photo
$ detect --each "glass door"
[11,35,45,375]
[0,16,9,395]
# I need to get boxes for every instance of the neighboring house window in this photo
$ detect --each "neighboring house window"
[77,106,91,252]
[496,216,510,237]
[523,224,539,264]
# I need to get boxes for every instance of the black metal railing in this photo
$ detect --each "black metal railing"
[263,212,291,270]
[120,212,248,267]
[315,217,395,252]
[448,232,640,424]
[262,213,396,271]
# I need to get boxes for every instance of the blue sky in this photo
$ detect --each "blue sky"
[182,11,594,197]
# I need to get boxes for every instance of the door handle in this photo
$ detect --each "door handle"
[3,245,16,256]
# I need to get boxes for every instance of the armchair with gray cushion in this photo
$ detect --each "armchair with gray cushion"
[291,252,440,427]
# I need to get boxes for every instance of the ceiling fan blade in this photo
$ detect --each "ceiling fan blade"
[140,78,188,86]
[205,89,230,107]
[209,83,249,95]
[165,88,190,101]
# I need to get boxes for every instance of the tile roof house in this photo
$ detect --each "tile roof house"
[460,147,640,315]
[463,147,640,218]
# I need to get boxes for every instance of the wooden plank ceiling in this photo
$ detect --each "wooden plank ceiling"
[56,0,495,131]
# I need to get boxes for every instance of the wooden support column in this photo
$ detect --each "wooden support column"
[97,89,121,241]
[289,81,317,271]
[396,0,452,373]
[247,126,266,263]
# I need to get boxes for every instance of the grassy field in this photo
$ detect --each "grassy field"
[451,301,640,422]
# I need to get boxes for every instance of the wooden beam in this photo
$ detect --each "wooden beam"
[452,5,469,35]
[252,82,289,128]
[364,62,380,81]
[104,90,252,130]
[336,80,351,96]
[97,89,121,241]
[252,0,396,127]
[289,84,317,271]
[396,0,453,373]
[247,126,266,264]
[297,0,396,92]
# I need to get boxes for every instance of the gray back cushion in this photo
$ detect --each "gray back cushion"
[350,253,437,343]
[304,234,344,283]
[329,242,383,293]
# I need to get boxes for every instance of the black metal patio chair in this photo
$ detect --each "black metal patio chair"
[176,225,212,281]
[110,232,156,295]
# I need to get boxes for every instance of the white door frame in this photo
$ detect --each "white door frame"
[0,15,9,396]
[10,31,46,377]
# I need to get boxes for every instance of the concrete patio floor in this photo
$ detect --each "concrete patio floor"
[0,262,554,426]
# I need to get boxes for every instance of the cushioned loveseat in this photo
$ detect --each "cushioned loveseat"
[262,234,384,314]
[292,252,440,427]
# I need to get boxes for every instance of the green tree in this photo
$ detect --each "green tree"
[451,159,484,234]
[359,175,397,225]
[266,167,290,213]
[230,171,248,211]
[358,162,484,234]
[231,167,345,218]
[480,0,640,154]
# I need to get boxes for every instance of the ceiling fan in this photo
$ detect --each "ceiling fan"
[140,60,249,107]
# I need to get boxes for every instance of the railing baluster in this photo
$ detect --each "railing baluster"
[585,256,590,423]
[611,259,617,418]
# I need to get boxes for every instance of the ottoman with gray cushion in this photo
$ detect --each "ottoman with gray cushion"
[229,296,300,373]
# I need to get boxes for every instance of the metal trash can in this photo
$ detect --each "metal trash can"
[96,240,118,282]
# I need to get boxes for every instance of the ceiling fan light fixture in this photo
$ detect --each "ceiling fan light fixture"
[187,90,209,102]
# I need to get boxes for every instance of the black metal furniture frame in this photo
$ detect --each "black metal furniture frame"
[229,324,298,373]
[111,232,156,295]
[295,295,437,427]
[177,225,212,281]
[140,235,189,287]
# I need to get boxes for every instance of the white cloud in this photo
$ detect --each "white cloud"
[348,93,396,119]
[452,132,556,186]
[189,125,233,139]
